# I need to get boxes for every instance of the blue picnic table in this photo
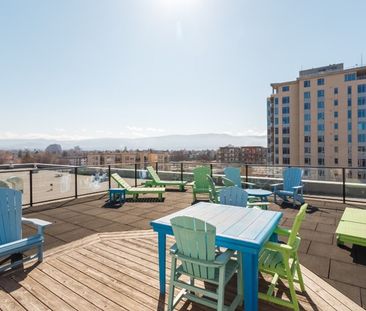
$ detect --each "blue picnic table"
[150,201,282,311]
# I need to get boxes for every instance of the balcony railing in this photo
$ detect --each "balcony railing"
[0,162,365,207]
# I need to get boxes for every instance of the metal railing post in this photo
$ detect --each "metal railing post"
[108,165,111,189]
[155,161,158,174]
[245,164,249,189]
[342,167,346,203]
[29,170,33,207]
[74,167,78,199]
[134,163,138,187]
[180,162,184,182]
[210,163,213,177]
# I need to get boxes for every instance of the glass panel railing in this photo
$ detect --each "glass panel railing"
[0,170,31,205]
[345,168,366,202]
[77,166,109,196]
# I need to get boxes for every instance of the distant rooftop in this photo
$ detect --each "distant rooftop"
[299,63,344,78]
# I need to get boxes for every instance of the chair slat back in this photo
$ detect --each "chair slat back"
[287,204,308,246]
[224,167,242,188]
[283,168,303,192]
[146,166,161,182]
[219,186,248,207]
[206,175,219,203]
[171,216,216,280]
[0,188,22,245]
[222,177,235,187]
[111,173,132,190]
[193,166,211,191]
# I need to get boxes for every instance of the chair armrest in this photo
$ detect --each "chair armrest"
[271,183,283,188]
[172,252,222,268]
[292,185,303,190]
[22,217,52,235]
[222,177,235,187]
[274,226,292,237]
[215,249,235,265]
[186,182,195,187]
[242,181,257,188]
[264,241,293,253]
[170,243,178,254]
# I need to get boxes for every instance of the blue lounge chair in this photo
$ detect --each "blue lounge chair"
[220,186,270,209]
[223,166,256,188]
[0,188,51,272]
[272,168,305,207]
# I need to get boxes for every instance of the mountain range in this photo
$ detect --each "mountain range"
[0,134,266,151]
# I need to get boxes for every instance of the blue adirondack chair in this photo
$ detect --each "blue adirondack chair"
[220,186,270,209]
[223,167,256,189]
[272,168,305,207]
[0,188,51,272]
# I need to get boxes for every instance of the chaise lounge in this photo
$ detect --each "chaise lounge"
[144,166,187,191]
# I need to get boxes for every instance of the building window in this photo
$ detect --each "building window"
[334,111,338,118]
[304,91,311,99]
[282,96,290,104]
[334,134,339,141]
[304,102,311,110]
[274,107,278,114]
[318,124,325,131]
[283,117,290,124]
[282,86,289,92]
[318,146,324,153]
[348,158,352,166]
[334,123,338,129]
[358,84,366,93]
[348,134,352,143]
[317,90,324,97]
[334,146,338,153]
[275,128,279,134]
[318,136,324,142]
[317,78,325,86]
[348,86,352,95]
[304,157,311,165]
[317,112,324,120]
[275,118,278,125]
[358,96,366,106]
[318,158,325,165]
[274,97,279,105]
[357,134,366,142]
[304,125,311,132]
[334,87,338,94]
[283,137,290,144]
[317,101,324,109]
[358,109,366,118]
[358,121,366,130]
[334,99,338,106]
[304,113,311,121]
[282,106,290,114]
[334,158,338,165]
[345,73,356,81]
[304,147,311,153]
[283,147,290,154]
[348,98,352,107]
[304,80,310,88]
[283,157,290,164]
[304,136,311,143]
[348,122,352,130]
[282,127,290,134]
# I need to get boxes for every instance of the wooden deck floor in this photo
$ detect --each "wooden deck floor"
[0,230,363,311]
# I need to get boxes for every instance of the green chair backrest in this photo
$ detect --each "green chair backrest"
[146,166,161,182]
[222,177,235,187]
[206,174,219,203]
[193,166,211,190]
[287,204,308,246]
[171,216,216,280]
[111,173,132,190]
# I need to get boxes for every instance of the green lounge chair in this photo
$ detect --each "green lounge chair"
[168,216,242,311]
[111,173,165,201]
[191,166,211,201]
[336,207,366,247]
[206,174,221,203]
[258,203,307,311]
[144,166,187,191]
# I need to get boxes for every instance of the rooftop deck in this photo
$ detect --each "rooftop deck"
[3,190,366,309]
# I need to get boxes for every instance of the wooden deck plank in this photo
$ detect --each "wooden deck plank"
[29,268,101,311]
[0,286,27,311]
[10,272,76,311]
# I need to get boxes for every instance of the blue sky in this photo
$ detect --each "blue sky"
[0,0,365,140]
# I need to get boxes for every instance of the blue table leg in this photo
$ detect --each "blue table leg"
[242,252,259,311]
[158,231,166,294]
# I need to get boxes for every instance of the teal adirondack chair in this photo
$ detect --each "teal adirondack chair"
[223,167,256,189]
[272,168,305,207]
[258,203,308,311]
[191,166,211,201]
[0,188,51,272]
[219,186,270,209]
[168,216,242,311]
[206,174,221,203]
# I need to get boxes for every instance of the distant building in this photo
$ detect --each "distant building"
[217,146,267,164]
[87,150,170,167]
[45,144,62,154]
[267,63,366,178]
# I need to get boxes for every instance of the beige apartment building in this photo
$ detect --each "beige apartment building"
[87,150,170,167]
[217,146,267,164]
[267,63,366,178]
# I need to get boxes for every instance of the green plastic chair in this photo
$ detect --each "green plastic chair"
[191,166,211,201]
[258,203,308,311]
[206,174,220,203]
[168,216,242,311]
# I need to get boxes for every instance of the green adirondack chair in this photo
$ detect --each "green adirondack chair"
[206,174,220,203]
[144,166,187,191]
[111,173,165,201]
[168,216,242,311]
[191,166,211,201]
[258,203,308,311]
